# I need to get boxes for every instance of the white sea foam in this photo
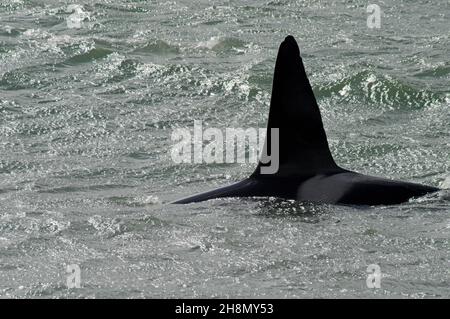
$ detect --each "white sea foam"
[439,175,450,189]
[138,195,161,205]
[66,4,91,29]
[195,36,221,50]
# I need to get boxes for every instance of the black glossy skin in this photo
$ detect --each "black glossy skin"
[173,172,439,205]
[173,36,440,205]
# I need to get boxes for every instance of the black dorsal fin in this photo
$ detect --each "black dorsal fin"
[253,36,340,178]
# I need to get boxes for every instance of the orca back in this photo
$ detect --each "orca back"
[172,36,440,205]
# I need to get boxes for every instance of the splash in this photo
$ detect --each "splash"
[66,4,90,29]
[439,175,450,189]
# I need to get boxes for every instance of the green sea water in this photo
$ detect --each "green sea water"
[0,0,449,298]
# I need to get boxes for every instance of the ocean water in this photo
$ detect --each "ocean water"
[0,0,449,298]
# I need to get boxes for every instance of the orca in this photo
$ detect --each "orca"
[173,35,440,205]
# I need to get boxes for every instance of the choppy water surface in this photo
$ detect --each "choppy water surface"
[0,0,449,298]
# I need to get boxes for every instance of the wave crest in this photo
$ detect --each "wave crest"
[316,70,444,110]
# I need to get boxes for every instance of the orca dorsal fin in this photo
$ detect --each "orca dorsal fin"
[253,36,340,178]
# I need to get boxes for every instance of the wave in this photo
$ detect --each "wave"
[316,70,444,110]
[0,64,55,90]
[414,64,450,78]
[132,39,179,55]
[195,36,247,53]
[63,47,113,65]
